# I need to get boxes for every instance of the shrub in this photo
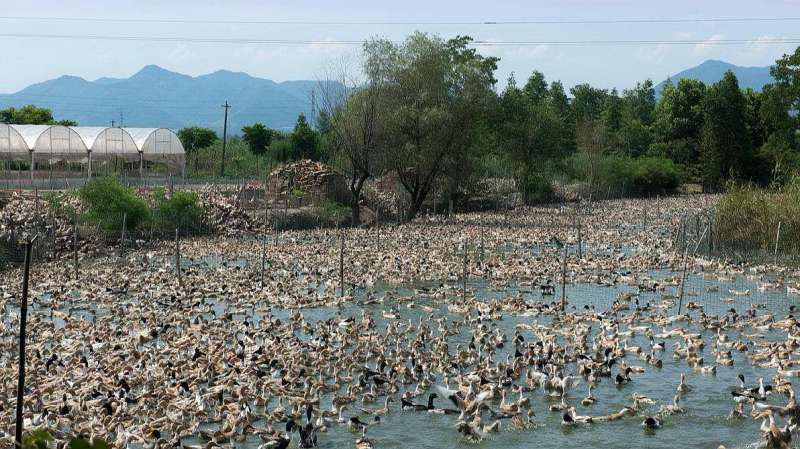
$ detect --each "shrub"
[628,157,682,195]
[152,189,205,233]
[567,154,682,197]
[517,172,554,204]
[79,178,150,231]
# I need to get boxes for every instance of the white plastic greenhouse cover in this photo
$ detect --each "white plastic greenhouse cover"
[0,123,30,161]
[125,128,185,174]
[15,125,89,162]
[73,126,139,160]
[0,124,185,173]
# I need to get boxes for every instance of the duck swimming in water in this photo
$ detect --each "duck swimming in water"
[641,416,661,430]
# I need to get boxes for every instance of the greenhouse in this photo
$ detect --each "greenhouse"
[0,124,185,185]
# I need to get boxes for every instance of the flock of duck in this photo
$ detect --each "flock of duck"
[0,195,799,449]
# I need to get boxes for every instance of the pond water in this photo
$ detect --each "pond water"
[3,263,796,449]
[186,274,791,449]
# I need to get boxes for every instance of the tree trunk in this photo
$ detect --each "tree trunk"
[349,173,368,227]
[350,200,361,227]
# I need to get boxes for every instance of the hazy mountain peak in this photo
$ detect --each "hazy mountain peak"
[656,59,773,95]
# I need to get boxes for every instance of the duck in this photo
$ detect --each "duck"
[641,416,661,430]
[677,373,692,395]
[581,385,596,406]
[354,428,373,449]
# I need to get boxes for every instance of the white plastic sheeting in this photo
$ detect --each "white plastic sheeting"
[0,124,29,161]
[0,124,185,174]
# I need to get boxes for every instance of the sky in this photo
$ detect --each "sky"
[1,0,799,94]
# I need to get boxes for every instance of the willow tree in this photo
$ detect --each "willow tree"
[318,58,389,226]
[368,33,499,220]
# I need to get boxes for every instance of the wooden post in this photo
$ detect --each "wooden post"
[175,228,182,287]
[577,214,583,259]
[274,210,279,248]
[261,205,267,289]
[561,242,568,312]
[678,220,689,315]
[339,230,345,297]
[15,237,36,449]
[462,240,468,302]
[120,213,127,258]
[656,195,660,218]
[73,218,79,281]
[480,228,485,263]
[449,198,453,217]
[775,221,782,265]
[642,206,647,232]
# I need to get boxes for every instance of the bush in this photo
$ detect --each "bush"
[79,178,150,231]
[517,172,554,204]
[152,189,205,233]
[567,154,682,197]
[628,157,682,195]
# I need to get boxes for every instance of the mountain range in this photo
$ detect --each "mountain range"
[0,65,328,133]
[0,60,776,133]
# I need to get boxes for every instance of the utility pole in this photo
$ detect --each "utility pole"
[220,101,231,178]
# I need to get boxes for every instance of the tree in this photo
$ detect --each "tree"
[318,56,389,226]
[575,119,608,189]
[700,71,753,190]
[570,84,608,124]
[0,104,77,125]
[290,113,320,160]
[372,33,499,219]
[621,80,656,126]
[177,127,217,153]
[241,123,273,155]
[500,73,563,203]
[771,46,800,118]
[651,78,706,173]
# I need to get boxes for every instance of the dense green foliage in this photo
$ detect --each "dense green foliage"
[177,127,217,153]
[569,154,682,196]
[152,189,205,232]
[241,122,273,155]
[79,178,150,231]
[0,104,77,125]
[78,179,207,234]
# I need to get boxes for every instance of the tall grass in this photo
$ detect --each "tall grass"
[715,177,800,255]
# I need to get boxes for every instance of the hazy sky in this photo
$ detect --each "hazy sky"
[1,0,799,93]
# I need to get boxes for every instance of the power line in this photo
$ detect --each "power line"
[1,15,800,26]
[0,33,798,46]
